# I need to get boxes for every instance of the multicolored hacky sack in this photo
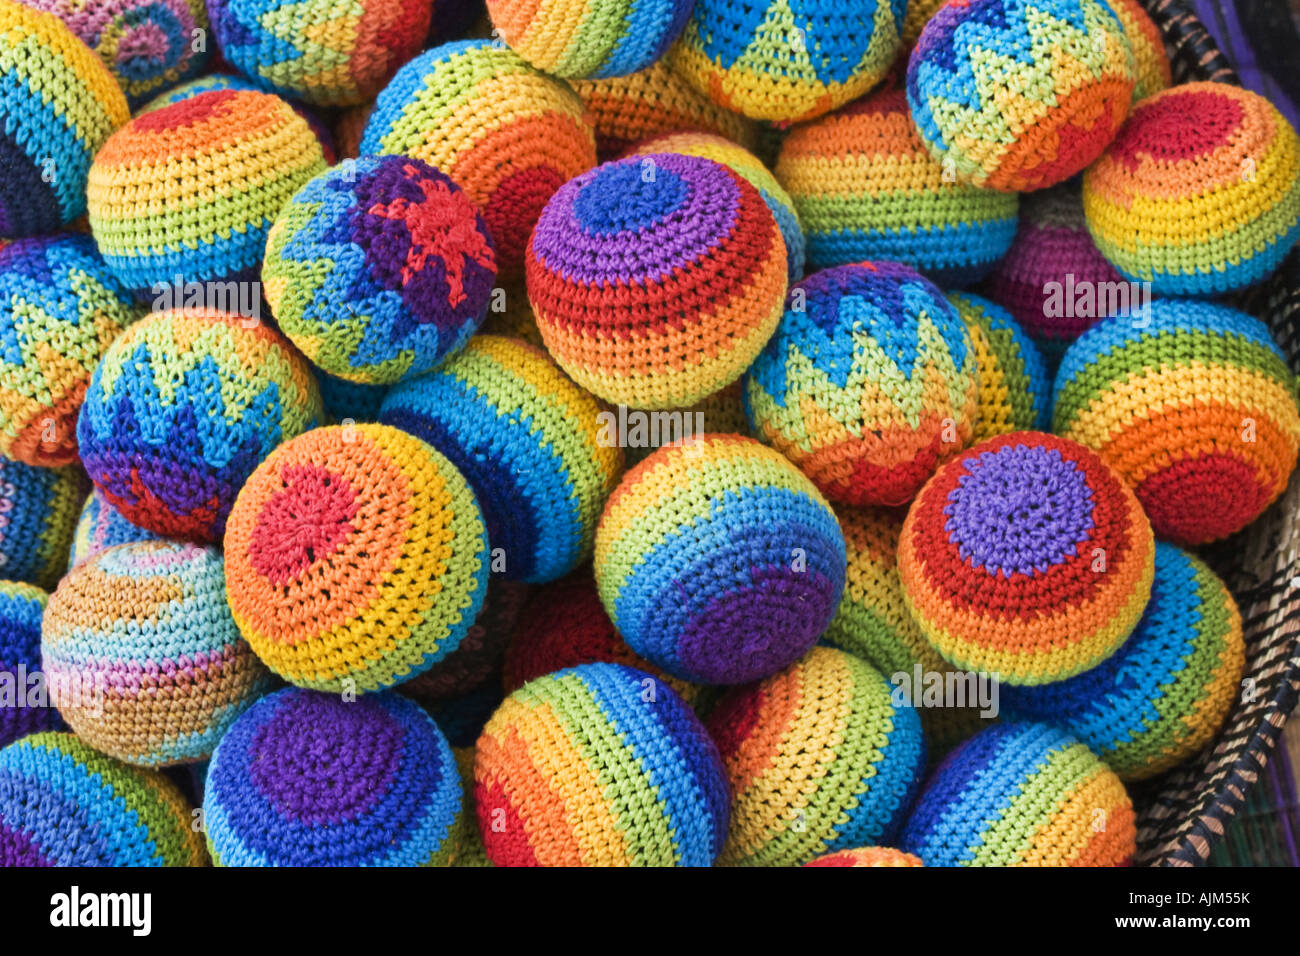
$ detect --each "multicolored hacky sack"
[947,292,1051,441]
[67,485,161,568]
[0,458,85,590]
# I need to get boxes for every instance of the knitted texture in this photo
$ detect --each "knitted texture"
[595,434,846,684]
[208,0,432,106]
[42,541,274,767]
[264,156,496,385]
[0,2,129,238]
[906,0,1136,192]
[203,687,464,866]
[68,485,161,568]
[899,721,1136,866]
[0,582,54,747]
[86,89,327,293]
[527,153,787,409]
[1083,82,1300,296]
[0,458,85,589]
[77,308,323,543]
[361,40,597,276]
[947,292,1051,441]
[744,262,978,508]
[1107,0,1170,101]
[1002,542,1245,781]
[666,0,904,122]
[804,846,924,867]
[708,646,925,867]
[380,336,624,584]
[1052,300,1300,546]
[0,731,206,865]
[136,71,262,110]
[451,747,493,867]
[474,662,730,866]
[315,370,388,425]
[0,234,139,467]
[775,86,1019,283]
[901,0,946,49]
[898,431,1155,686]
[224,424,489,693]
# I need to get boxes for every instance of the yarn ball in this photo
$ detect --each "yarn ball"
[906,0,1136,192]
[68,485,161,568]
[135,70,261,109]
[486,0,693,78]
[315,370,388,425]
[0,234,139,467]
[41,541,274,766]
[223,423,489,693]
[0,458,85,589]
[361,40,598,276]
[1108,0,1170,101]
[899,721,1136,866]
[527,153,787,409]
[0,2,129,238]
[948,292,1051,441]
[666,0,903,122]
[380,336,624,584]
[708,646,925,867]
[0,582,54,747]
[203,687,464,866]
[86,89,327,293]
[77,307,323,543]
[264,156,496,385]
[475,662,730,866]
[744,261,978,508]
[804,846,924,867]
[1001,542,1245,780]
[208,0,432,106]
[897,431,1155,686]
[0,731,206,865]
[594,434,846,685]
[1083,82,1300,297]
[775,87,1019,283]
[1052,300,1300,546]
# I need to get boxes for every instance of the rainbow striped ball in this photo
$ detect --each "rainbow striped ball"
[596,435,846,685]
[900,721,1136,866]
[805,847,924,867]
[77,308,323,543]
[1083,83,1300,296]
[86,89,326,293]
[0,582,54,747]
[1002,542,1245,780]
[1053,300,1300,545]
[0,3,129,238]
[204,688,464,866]
[898,431,1155,686]
[475,662,729,866]
[708,647,925,867]
[1108,0,1170,101]
[907,0,1136,192]
[224,424,489,693]
[0,458,85,589]
[0,732,206,865]
[744,262,978,508]
[42,541,274,766]
[776,87,1019,282]
[948,292,1051,442]
[361,40,597,275]
[68,486,161,568]
[528,154,787,409]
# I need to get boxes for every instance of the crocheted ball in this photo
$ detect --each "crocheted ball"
[899,721,1136,866]
[775,87,1019,283]
[380,336,624,584]
[1002,542,1245,780]
[744,262,978,508]
[708,646,925,867]
[0,731,205,865]
[475,662,729,866]
[595,434,845,684]
[906,0,1136,192]
[0,582,54,748]
[0,3,129,238]
[42,541,274,766]
[264,156,496,386]
[1108,0,1170,101]
[898,431,1155,685]
[208,0,432,106]
[204,687,464,866]
[948,292,1051,442]
[315,370,388,425]
[527,153,787,409]
[86,89,327,293]
[361,40,597,275]
[0,234,139,467]
[1052,300,1300,546]
[451,747,493,867]
[804,847,924,867]
[666,0,903,122]
[0,458,84,589]
[77,308,323,543]
[1083,82,1300,296]
[224,423,489,693]
[68,485,161,568]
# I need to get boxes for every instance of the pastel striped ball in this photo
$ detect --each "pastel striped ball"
[68,485,161,569]
[474,662,729,866]
[0,582,54,747]
[805,847,924,867]
[0,458,85,589]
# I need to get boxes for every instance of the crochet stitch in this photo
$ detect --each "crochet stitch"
[67,485,161,568]
[947,292,1051,441]
[0,582,54,747]
[315,370,388,425]
[0,458,85,589]
[804,847,924,867]
[1108,0,1171,101]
